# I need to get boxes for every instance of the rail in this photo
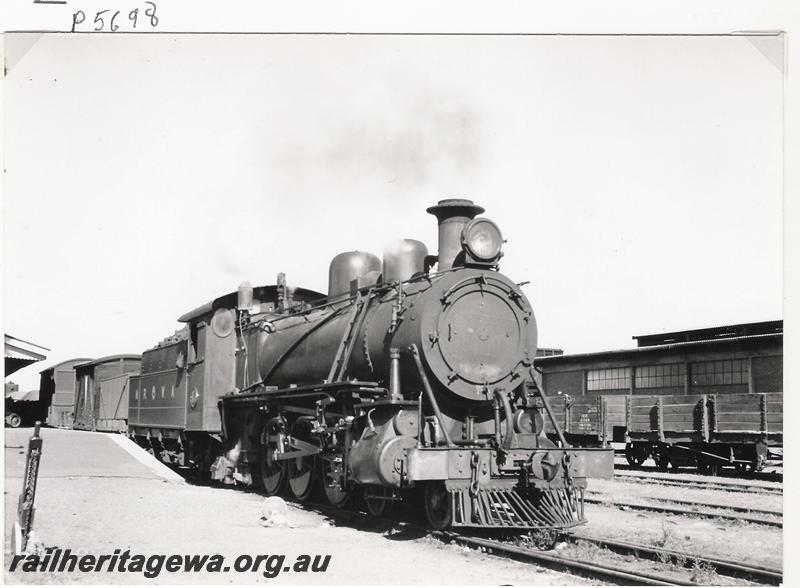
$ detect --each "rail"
[569,534,782,585]
[290,499,695,586]
[583,496,782,527]
[613,472,783,495]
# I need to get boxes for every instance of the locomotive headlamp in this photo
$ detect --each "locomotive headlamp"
[461,218,503,263]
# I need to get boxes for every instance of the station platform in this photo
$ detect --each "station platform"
[4,427,184,484]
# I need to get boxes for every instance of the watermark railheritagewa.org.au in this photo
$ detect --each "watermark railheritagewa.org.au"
[8,548,332,579]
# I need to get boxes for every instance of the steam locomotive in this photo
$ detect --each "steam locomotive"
[128,199,612,531]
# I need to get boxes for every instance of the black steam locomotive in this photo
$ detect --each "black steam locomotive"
[128,199,612,531]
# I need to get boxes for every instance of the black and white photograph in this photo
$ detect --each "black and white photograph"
[2,3,795,585]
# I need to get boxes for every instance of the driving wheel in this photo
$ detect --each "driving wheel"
[261,447,286,496]
[287,419,318,502]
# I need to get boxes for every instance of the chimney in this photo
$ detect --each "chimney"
[426,199,485,271]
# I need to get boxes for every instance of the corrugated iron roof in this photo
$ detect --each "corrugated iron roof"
[632,320,782,347]
[535,332,783,365]
[5,334,49,376]
[5,335,48,361]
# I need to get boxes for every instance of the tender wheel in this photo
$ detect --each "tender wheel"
[321,459,349,508]
[364,486,395,518]
[7,413,22,428]
[261,447,286,496]
[424,482,453,531]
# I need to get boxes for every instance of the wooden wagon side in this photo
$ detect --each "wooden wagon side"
[544,394,613,447]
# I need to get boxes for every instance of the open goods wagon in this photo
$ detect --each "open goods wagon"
[624,391,781,472]
[543,394,626,447]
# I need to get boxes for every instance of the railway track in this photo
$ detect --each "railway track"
[613,473,783,496]
[433,531,686,586]
[584,496,782,527]
[587,490,782,517]
[298,500,683,585]
[614,464,783,484]
[568,534,782,585]
[624,495,782,518]
[294,499,781,585]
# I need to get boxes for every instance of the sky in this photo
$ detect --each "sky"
[2,33,784,391]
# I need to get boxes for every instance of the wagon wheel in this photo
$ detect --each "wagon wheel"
[424,482,453,530]
[287,419,318,502]
[653,450,670,472]
[625,443,647,467]
[7,413,22,428]
[734,462,756,476]
[364,485,396,518]
[321,458,350,508]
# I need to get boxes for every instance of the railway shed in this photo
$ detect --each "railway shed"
[39,358,94,428]
[73,354,142,432]
[534,320,782,447]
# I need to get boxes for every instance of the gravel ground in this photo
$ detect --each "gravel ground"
[577,502,782,571]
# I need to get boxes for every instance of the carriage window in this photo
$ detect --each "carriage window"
[690,359,748,386]
[586,367,631,391]
[635,363,685,388]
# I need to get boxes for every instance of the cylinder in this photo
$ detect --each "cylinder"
[426,199,485,271]
[383,239,429,283]
[328,251,382,298]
